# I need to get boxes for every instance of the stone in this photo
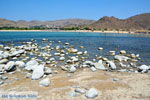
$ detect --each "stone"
[77,52,83,55]
[54,53,60,56]
[75,88,86,94]
[49,58,55,61]
[0,64,5,72]
[83,61,94,67]
[71,56,79,62]
[114,55,130,61]
[112,78,119,81]
[109,51,115,55]
[10,50,25,57]
[107,61,117,70]
[0,81,4,85]
[69,65,77,73]
[15,61,25,68]
[0,76,8,80]
[26,73,32,78]
[59,57,65,61]
[68,48,78,53]
[68,91,78,97]
[31,64,44,80]
[44,67,52,75]
[25,60,38,71]
[90,67,97,72]
[94,60,106,70]
[138,65,150,73]
[39,78,50,87]
[98,47,103,50]
[120,50,126,54]
[0,59,8,64]
[5,61,15,71]
[85,88,98,99]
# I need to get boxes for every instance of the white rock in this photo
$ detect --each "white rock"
[68,48,78,53]
[114,55,130,61]
[1,52,9,58]
[10,50,25,57]
[39,78,50,87]
[94,60,106,70]
[139,65,149,70]
[0,59,8,64]
[25,60,38,71]
[5,61,15,71]
[107,61,117,70]
[77,52,83,55]
[109,51,115,55]
[54,53,60,56]
[84,51,88,54]
[0,64,5,72]
[15,61,25,68]
[4,47,11,50]
[49,58,55,61]
[71,56,78,62]
[85,88,98,99]
[59,57,65,61]
[90,67,97,72]
[44,67,52,74]
[69,65,77,73]
[120,50,126,54]
[31,64,44,80]
[83,61,94,66]
[98,47,103,50]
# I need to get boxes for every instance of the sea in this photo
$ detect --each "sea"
[0,31,150,65]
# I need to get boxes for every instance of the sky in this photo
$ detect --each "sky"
[0,0,150,21]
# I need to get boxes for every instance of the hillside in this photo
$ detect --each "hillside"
[0,18,95,28]
[89,13,150,30]
[0,13,150,30]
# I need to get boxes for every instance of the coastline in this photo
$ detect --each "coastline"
[0,30,129,34]
[0,30,150,35]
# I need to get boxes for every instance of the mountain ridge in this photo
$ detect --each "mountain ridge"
[0,13,150,30]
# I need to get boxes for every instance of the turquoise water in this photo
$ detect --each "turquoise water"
[0,31,150,64]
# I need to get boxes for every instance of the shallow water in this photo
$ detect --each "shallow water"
[0,31,150,65]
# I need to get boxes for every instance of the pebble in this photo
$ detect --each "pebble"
[90,67,97,72]
[75,88,86,94]
[0,81,4,85]
[39,78,50,87]
[85,88,98,99]
[120,50,126,54]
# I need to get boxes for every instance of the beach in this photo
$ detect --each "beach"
[0,30,129,34]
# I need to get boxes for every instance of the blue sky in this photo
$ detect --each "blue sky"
[0,0,149,21]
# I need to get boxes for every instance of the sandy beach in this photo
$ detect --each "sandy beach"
[0,30,129,34]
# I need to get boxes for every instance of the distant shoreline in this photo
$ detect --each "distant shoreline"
[0,30,129,33]
[0,30,150,35]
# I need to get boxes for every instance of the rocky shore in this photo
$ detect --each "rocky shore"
[0,39,150,100]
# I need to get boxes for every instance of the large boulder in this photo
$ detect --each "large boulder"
[138,65,150,73]
[0,59,8,64]
[94,60,106,70]
[107,61,117,70]
[15,61,25,68]
[114,55,130,62]
[4,61,16,71]
[85,88,98,99]
[25,60,38,71]
[31,64,44,80]
[10,50,25,57]
[68,65,77,73]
